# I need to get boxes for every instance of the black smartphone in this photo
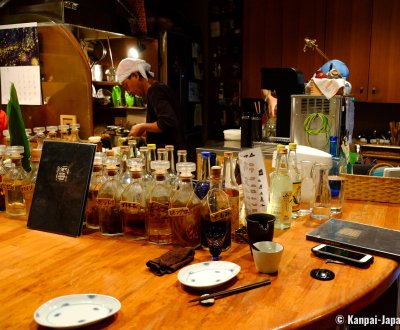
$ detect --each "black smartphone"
[311,244,374,267]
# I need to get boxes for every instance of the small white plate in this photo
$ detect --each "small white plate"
[178,261,241,289]
[34,294,121,329]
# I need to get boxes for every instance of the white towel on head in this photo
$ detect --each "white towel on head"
[116,58,154,83]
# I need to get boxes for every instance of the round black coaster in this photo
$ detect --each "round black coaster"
[310,268,335,281]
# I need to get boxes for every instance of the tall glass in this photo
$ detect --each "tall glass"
[299,160,315,215]
[310,163,331,221]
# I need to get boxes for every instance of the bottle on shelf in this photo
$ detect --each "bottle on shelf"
[169,162,201,248]
[287,143,301,218]
[221,151,239,239]
[0,145,8,212]
[58,125,69,141]
[85,154,106,230]
[46,126,58,140]
[146,160,172,244]
[33,127,46,149]
[69,123,81,142]
[120,158,147,240]
[21,148,42,218]
[96,156,123,236]
[2,146,28,217]
[194,151,211,199]
[268,146,293,229]
[201,165,232,259]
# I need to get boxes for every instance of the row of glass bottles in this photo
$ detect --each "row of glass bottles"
[0,145,41,218]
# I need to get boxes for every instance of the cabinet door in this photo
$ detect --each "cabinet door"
[324,0,373,102]
[281,0,327,81]
[368,0,400,103]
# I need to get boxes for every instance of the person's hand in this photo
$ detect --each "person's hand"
[129,123,146,137]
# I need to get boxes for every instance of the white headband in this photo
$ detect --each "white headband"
[116,58,154,83]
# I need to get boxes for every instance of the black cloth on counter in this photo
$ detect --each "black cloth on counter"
[146,247,195,276]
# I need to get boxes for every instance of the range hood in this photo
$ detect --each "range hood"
[0,0,145,38]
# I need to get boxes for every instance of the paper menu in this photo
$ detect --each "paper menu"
[0,22,42,105]
[238,147,269,215]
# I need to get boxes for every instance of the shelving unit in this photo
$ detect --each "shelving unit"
[207,0,243,139]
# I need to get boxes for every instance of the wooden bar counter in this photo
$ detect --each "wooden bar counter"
[0,200,399,329]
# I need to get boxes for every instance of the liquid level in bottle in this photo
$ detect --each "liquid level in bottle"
[171,204,202,248]
[122,209,147,240]
[146,202,172,244]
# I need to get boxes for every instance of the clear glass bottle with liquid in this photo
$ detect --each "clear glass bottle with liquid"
[310,163,331,221]
[33,127,46,149]
[46,126,58,140]
[85,154,106,229]
[268,147,293,229]
[221,151,239,238]
[177,149,187,163]
[201,166,232,260]
[58,125,70,141]
[146,160,172,244]
[3,130,10,146]
[69,123,81,142]
[119,145,131,188]
[169,162,201,248]
[96,156,123,235]
[128,139,139,158]
[2,146,28,217]
[0,145,8,211]
[120,158,147,240]
[288,143,302,218]
[21,148,41,218]
[139,146,154,198]
[194,151,211,199]
[165,145,178,187]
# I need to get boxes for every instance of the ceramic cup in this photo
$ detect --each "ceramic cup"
[246,213,275,244]
[252,241,284,274]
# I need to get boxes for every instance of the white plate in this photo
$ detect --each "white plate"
[34,294,121,329]
[178,261,241,289]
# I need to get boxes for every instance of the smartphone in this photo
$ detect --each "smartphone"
[311,244,374,267]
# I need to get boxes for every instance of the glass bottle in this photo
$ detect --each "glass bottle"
[194,151,211,199]
[69,123,81,142]
[120,158,147,240]
[165,145,178,187]
[268,147,293,229]
[157,147,168,160]
[139,146,154,198]
[2,146,28,217]
[46,126,58,140]
[85,154,106,229]
[146,160,172,244]
[3,130,10,146]
[201,166,232,260]
[128,139,139,158]
[119,145,131,188]
[88,136,103,152]
[147,143,157,169]
[169,162,201,248]
[221,151,239,237]
[96,157,123,236]
[310,163,331,221]
[58,125,70,141]
[21,148,41,218]
[177,149,187,163]
[33,127,46,149]
[288,143,302,218]
[0,145,8,211]
[299,160,315,215]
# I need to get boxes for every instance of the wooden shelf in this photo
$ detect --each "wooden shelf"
[94,105,146,111]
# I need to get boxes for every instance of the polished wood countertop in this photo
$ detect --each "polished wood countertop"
[0,200,399,329]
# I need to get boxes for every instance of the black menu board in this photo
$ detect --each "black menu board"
[27,141,96,236]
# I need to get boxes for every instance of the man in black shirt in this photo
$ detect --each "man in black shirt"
[116,58,184,148]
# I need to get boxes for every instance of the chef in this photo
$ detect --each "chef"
[116,58,184,148]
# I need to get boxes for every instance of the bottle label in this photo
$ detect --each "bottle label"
[168,207,190,217]
[96,198,115,208]
[280,191,292,221]
[292,181,301,212]
[119,201,140,212]
[210,207,231,222]
[2,183,15,191]
[21,184,34,194]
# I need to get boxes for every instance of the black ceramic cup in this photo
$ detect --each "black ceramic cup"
[246,213,275,244]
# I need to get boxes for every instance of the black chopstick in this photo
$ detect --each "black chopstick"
[188,279,271,303]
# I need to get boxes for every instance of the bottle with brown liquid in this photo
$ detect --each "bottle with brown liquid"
[0,145,8,211]
[21,148,42,218]
[96,157,123,236]
[146,160,172,244]
[120,158,147,240]
[169,162,201,248]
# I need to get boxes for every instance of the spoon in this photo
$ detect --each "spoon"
[236,233,260,251]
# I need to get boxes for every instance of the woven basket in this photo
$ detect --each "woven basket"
[309,80,322,96]
[340,173,400,203]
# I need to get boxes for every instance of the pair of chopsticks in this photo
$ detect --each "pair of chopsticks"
[189,279,271,303]
[254,101,261,114]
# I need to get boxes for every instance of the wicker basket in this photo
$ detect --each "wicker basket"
[309,79,322,96]
[340,173,400,203]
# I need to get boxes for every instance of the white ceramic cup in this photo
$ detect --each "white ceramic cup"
[252,241,284,274]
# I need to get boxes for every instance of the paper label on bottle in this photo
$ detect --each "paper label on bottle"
[1,183,15,191]
[292,181,301,212]
[210,207,231,222]
[280,191,292,221]
[96,198,115,208]
[168,207,190,217]
[119,201,140,212]
[20,184,34,193]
